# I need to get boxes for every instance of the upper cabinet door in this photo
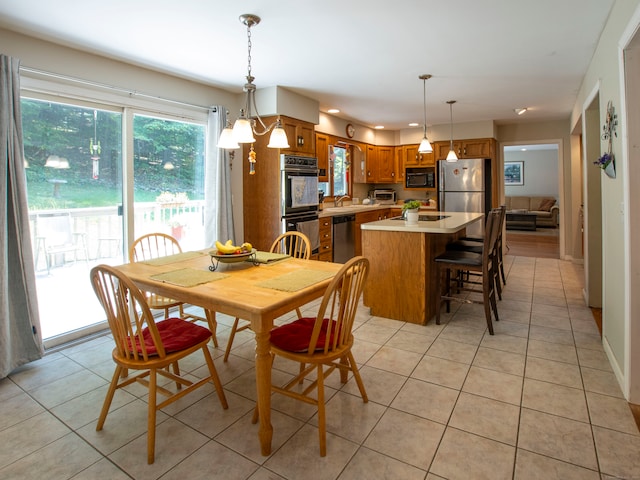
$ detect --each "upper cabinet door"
[376,146,396,183]
[315,133,329,182]
[281,117,315,155]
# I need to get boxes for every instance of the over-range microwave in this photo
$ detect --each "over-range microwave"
[405,167,436,189]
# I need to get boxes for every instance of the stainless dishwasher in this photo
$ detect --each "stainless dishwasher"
[333,214,355,263]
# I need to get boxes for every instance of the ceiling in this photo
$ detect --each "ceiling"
[0,0,615,130]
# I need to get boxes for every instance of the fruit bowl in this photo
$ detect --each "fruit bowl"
[209,248,257,270]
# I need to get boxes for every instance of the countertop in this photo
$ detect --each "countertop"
[360,211,484,234]
[319,203,436,218]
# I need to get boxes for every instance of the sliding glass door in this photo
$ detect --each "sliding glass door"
[22,98,123,344]
[22,99,208,347]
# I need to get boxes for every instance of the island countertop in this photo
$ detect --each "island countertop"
[360,211,484,234]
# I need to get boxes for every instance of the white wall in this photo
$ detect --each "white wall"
[504,149,559,198]
[570,0,640,402]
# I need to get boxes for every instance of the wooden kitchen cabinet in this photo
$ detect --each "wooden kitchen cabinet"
[433,138,495,160]
[354,209,389,256]
[376,146,397,183]
[365,145,397,184]
[243,115,316,252]
[395,146,404,184]
[315,133,329,182]
[403,144,435,167]
[281,117,315,156]
[318,216,333,262]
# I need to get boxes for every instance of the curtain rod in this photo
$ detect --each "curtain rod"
[19,66,214,112]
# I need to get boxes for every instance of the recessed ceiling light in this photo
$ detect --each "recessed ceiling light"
[408,122,419,127]
[327,108,340,114]
[514,108,528,115]
[374,125,384,129]
[521,148,527,151]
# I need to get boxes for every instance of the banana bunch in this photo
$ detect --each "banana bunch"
[215,239,252,255]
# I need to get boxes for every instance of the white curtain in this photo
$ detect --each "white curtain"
[0,55,44,378]
[204,107,235,246]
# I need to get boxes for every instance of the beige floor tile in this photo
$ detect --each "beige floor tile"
[8,355,85,391]
[0,390,45,431]
[162,440,259,480]
[462,366,523,405]
[0,411,71,469]
[411,355,470,390]
[592,426,640,479]
[490,319,530,337]
[426,337,478,364]
[310,390,385,444]
[0,432,103,479]
[522,378,589,422]
[525,356,582,388]
[528,325,575,345]
[472,346,525,376]
[340,365,405,406]
[70,458,130,480]
[216,409,304,464]
[265,424,358,480]
[580,366,624,398]
[28,368,108,409]
[513,449,600,480]
[531,303,569,319]
[365,345,423,376]
[108,418,209,479]
[480,332,528,354]
[391,378,458,424]
[518,408,598,470]
[586,391,640,435]
[352,323,397,345]
[573,331,604,351]
[439,323,486,345]
[527,339,578,364]
[386,329,434,353]
[176,390,256,437]
[448,392,520,445]
[530,313,572,331]
[364,408,445,470]
[430,427,515,480]
[577,347,613,371]
[338,446,426,480]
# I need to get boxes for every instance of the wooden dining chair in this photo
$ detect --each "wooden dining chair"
[130,232,218,346]
[254,256,370,456]
[223,231,311,362]
[90,264,228,464]
[434,208,502,334]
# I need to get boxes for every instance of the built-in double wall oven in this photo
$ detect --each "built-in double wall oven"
[281,155,320,254]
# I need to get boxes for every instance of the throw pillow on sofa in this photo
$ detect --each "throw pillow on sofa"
[538,199,555,211]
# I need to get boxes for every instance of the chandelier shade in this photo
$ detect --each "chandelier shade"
[418,74,433,154]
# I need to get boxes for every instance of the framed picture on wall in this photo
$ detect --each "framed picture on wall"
[504,161,524,185]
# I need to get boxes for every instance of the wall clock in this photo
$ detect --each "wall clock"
[346,123,355,138]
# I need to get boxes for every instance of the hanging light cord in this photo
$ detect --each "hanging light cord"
[422,78,428,136]
[449,102,454,149]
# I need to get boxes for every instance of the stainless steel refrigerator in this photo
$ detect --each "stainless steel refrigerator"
[438,158,491,237]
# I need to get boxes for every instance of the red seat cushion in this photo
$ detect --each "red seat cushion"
[270,317,337,353]
[129,318,211,356]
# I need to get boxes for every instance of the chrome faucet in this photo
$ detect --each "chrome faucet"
[334,195,350,207]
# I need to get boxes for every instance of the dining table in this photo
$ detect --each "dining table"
[113,249,343,456]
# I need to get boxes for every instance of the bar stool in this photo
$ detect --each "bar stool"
[445,205,506,299]
[434,208,502,334]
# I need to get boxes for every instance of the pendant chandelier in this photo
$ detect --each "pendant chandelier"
[446,100,458,162]
[418,74,433,154]
[218,14,289,151]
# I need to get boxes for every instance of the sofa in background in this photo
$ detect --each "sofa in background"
[504,196,559,227]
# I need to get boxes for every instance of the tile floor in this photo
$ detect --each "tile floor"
[2,255,640,479]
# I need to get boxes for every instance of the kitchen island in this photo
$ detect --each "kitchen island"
[361,212,484,325]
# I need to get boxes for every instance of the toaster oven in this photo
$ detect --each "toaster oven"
[369,189,397,205]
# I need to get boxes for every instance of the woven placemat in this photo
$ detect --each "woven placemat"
[251,251,291,264]
[150,268,228,287]
[142,251,205,266]
[256,269,335,292]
